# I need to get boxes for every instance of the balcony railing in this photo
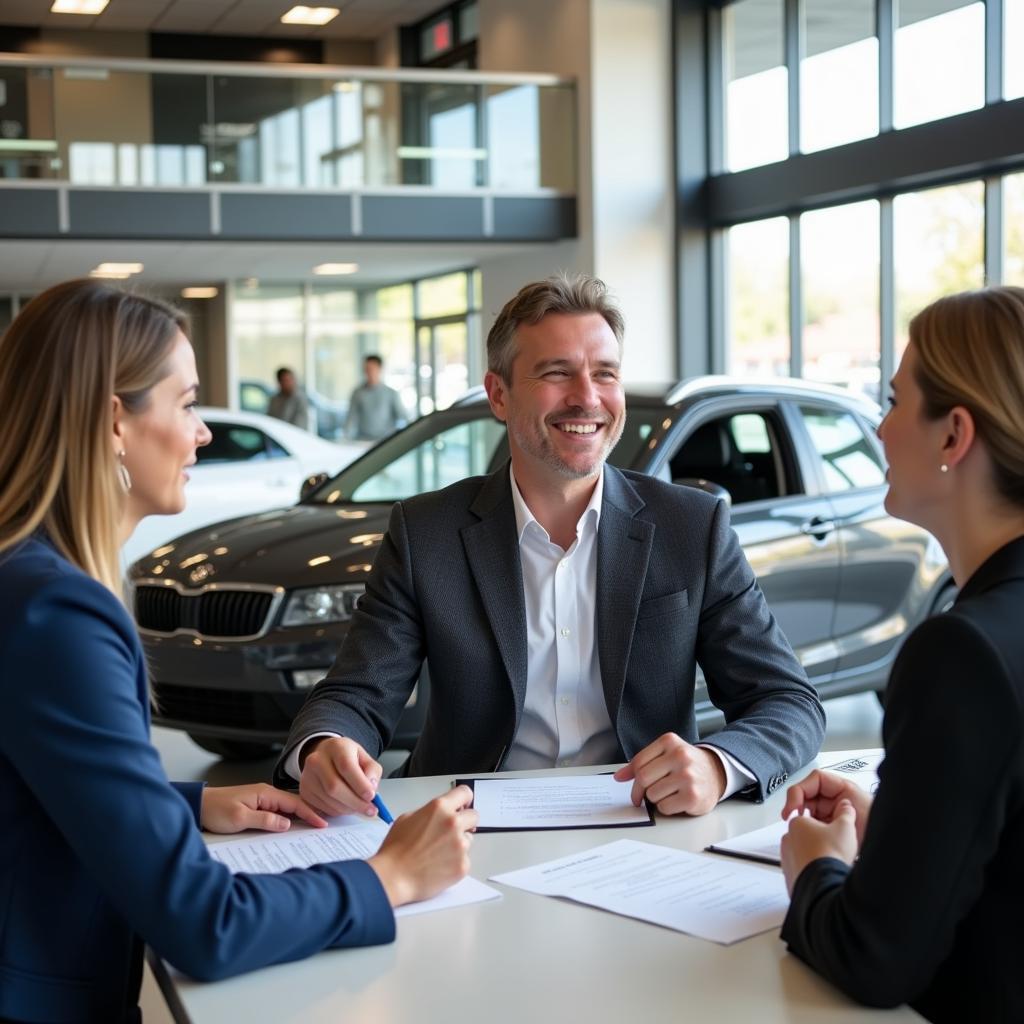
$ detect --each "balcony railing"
[0,55,576,194]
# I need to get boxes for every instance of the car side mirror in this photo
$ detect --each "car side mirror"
[673,477,732,508]
[300,472,329,502]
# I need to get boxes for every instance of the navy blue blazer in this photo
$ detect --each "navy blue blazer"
[0,538,394,1024]
[782,535,1024,1022]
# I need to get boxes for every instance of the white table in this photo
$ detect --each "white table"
[153,760,921,1023]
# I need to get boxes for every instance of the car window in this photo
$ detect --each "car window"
[799,406,886,492]
[196,424,288,464]
[668,410,789,505]
[239,382,271,415]
[348,417,508,502]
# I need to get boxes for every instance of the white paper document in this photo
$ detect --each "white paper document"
[491,839,788,944]
[463,774,653,831]
[208,815,501,918]
[706,748,883,866]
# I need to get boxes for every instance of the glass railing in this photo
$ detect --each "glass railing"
[0,56,576,193]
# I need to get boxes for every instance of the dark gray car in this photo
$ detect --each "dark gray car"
[129,377,953,760]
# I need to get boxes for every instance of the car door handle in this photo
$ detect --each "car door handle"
[800,516,836,539]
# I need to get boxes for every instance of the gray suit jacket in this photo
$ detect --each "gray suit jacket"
[274,464,825,799]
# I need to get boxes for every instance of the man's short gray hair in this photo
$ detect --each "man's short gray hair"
[486,273,625,382]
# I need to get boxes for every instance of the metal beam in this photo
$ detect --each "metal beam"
[708,96,1024,225]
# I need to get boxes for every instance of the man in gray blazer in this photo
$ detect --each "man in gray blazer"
[275,275,825,817]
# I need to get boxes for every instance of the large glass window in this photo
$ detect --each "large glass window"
[233,284,305,400]
[1005,172,1024,286]
[801,201,881,400]
[801,0,878,153]
[894,181,984,359]
[727,217,790,375]
[723,0,788,171]
[894,0,985,129]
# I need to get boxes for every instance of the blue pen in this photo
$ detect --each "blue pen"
[372,793,394,824]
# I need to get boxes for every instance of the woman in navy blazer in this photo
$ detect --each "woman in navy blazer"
[778,286,1024,1022]
[0,280,478,1024]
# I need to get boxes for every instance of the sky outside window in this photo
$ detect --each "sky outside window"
[801,0,878,153]
[1006,0,1024,99]
[724,0,788,171]
[894,1,984,129]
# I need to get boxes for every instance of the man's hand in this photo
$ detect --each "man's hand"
[368,786,479,907]
[299,736,384,818]
[781,769,873,845]
[780,799,859,896]
[200,783,328,834]
[613,733,727,816]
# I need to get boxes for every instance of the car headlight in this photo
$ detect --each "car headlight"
[281,584,365,627]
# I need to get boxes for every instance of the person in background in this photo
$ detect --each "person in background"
[346,354,407,440]
[0,280,477,1024]
[779,286,1024,1023]
[268,365,313,431]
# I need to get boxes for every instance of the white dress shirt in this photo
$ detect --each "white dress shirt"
[503,467,618,770]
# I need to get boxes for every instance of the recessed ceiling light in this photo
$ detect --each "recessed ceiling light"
[181,287,219,299]
[93,262,143,275]
[89,270,131,279]
[313,262,359,275]
[281,6,339,26]
[51,0,109,13]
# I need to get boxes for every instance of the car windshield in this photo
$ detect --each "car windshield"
[308,402,668,504]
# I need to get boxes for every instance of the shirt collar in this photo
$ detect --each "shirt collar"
[509,464,604,546]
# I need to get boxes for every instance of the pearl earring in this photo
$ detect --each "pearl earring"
[939,464,949,474]
[117,450,132,492]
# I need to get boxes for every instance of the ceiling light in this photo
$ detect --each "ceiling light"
[89,270,131,279]
[51,0,109,13]
[181,287,219,299]
[95,262,143,275]
[281,6,339,26]
[313,262,359,275]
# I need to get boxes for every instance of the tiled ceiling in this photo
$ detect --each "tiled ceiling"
[0,0,446,39]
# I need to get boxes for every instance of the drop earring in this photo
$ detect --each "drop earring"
[118,450,132,492]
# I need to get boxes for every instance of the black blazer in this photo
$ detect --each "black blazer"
[782,535,1024,1023]
[276,464,825,797]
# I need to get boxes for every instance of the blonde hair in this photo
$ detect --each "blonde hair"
[0,279,187,593]
[910,285,1024,507]
[486,273,624,382]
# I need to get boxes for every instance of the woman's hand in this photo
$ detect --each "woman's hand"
[781,769,874,845]
[200,783,329,834]
[368,785,478,907]
[780,799,860,896]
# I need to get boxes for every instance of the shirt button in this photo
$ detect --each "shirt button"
[558,560,567,570]
[560,627,571,638]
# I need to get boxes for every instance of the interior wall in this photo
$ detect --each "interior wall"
[476,0,592,365]
[476,0,675,383]
[589,0,675,382]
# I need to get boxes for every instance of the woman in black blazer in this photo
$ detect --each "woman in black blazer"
[0,280,477,1024]
[780,285,1024,1023]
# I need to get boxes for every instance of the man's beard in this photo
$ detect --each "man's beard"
[508,406,625,480]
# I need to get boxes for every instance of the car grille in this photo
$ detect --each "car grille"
[152,682,294,732]
[134,585,276,638]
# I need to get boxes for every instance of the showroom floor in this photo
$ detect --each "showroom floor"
[140,692,885,1023]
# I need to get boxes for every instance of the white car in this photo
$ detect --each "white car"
[121,408,370,568]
